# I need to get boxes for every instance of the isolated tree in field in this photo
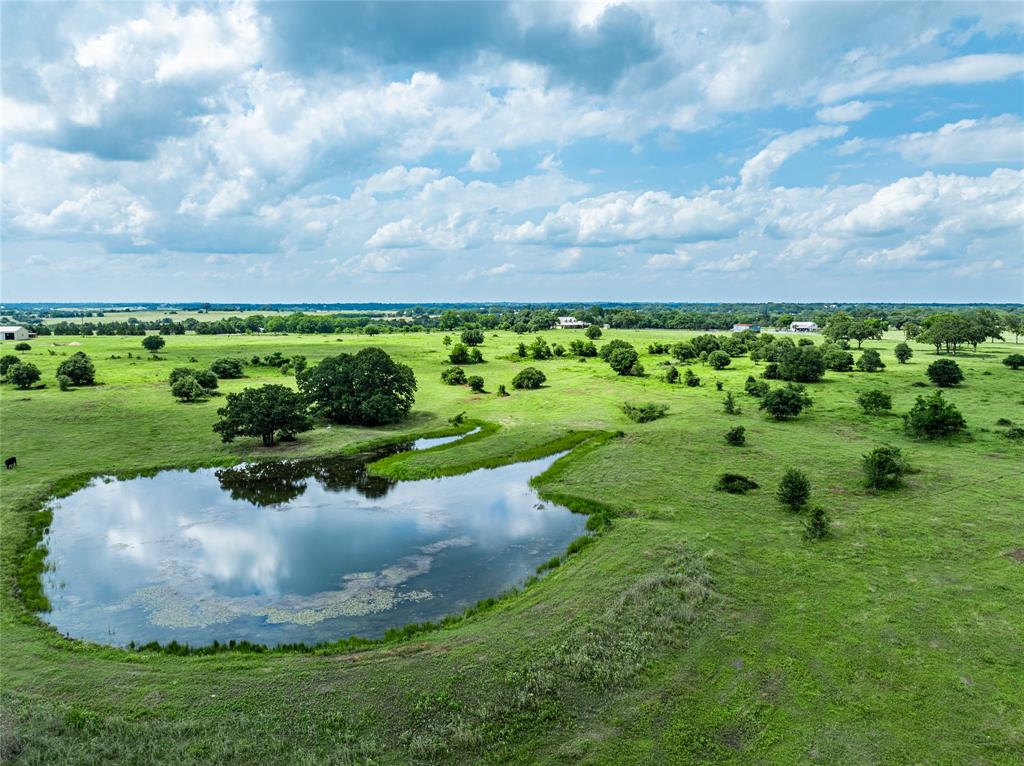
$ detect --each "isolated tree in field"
[585,325,602,340]
[441,366,467,385]
[0,355,20,377]
[467,375,485,392]
[14,342,30,351]
[856,349,885,372]
[926,359,963,387]
[214,384,312,446]
[894,342,913,364]
[778,345,826,383]
[759,384,812,420]
[298,347,416,426]
[857,389,892,415]
[1003,354,1024,370]
[460,328,484,346]
[512,367,546,389]
[777,468,810,512]
[8,362,40,389]
[210,358,245,378]
[142,335,165,354]
[803,506,831,540]
[605,345,641,376]
[862,446,907,489]
[902,391,966,439]
[707,350,732,370]
[56,352,95,386]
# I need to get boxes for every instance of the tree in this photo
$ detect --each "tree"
[1003,354,1024,370]
[759,384,812,420]
[803,506,831,540]
[777,468,810,512]
[441,366,467,385]
[744,376,769,397]
[857,389,892,415]
[664,365,679,384]
[569,339,597,357]
[1004,314,1022,344]
[683,369,700,387]
[516,342,527,358]
[707,350,731,370]
[298,347,416,426]
[585,325,602,340]
[855,349,885,372]
[603,341,640,376]
[894,342,913,364]
[903,391,966,439]
[210,358,245,378]
[460,327,484,346]
[723,391,741,414]
[724,426,746,446]
[823,348,854,372]
[448,342,472,364]
[442,335,452,347]
[0,355,21,377]
[528,336,552,360]
[213,384,313,446]
[671,342,696,363]
[142,335,165,353]
[193,369,218,390]
[862,446,907,489]
[926,359,964,387]
[467,375,485,392]
[778,345,826,383]
[14,342,30,351]
[8,362,40,389]
[512,367,546,389]
[171,375,208,402]
[56,352,95,386]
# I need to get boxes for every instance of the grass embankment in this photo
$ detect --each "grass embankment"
[1,329,1023,764]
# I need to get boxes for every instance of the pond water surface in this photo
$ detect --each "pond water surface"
[40,432,586,647]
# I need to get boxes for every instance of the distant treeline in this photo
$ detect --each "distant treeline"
[6,303,1023,337]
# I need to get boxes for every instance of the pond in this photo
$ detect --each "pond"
[39,431,586,648]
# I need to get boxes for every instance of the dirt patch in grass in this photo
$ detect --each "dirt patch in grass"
[1004,548,1024,563]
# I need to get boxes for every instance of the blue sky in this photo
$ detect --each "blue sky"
[1,1,1022,303]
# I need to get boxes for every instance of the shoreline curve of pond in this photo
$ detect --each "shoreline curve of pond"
[38,427,588,648]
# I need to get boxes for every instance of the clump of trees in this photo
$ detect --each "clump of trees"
[857,390,892,415]
[862,446,908,489]
[856,349,885,372]
[460,327,484,346]
[600,340,643,376]
[777,345,826,383]
[512,367,546,389]
[777,468,810,512]
[528,336,553,360]
[142,335,165,354]
[926,359,964,387]
[441,366,467,385]
[213,385,312,446]
[622,402,669,423]
[168,367,218,402]
[823,347,854,372]
[569,339,597,357]
[724,426,745,446]
[210,358,245,378]
[902,391,966,439]
[56,352,95,386]
[449,343,484,365]
[759,384,812,420]
[299,347,416,426]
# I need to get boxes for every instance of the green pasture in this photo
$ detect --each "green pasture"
[1,329,1021,764]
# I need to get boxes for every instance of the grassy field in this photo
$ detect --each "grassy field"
[1,329,1022,764]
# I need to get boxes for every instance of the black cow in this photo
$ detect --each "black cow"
[4,457,16,469]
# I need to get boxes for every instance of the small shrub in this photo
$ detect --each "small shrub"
[744,376,769,397]
[723,391,741,414]
[803,506,831,540]
[759,384,812,420]
[0,355,21,377]
[716,473,759,494]
[1005,426,1024,440]
[585,325,602,340]
[862,446,908,489]
[210,357,245,378]
[724,426,746,446]
[684,369,700,387]
[57,374,73,391]
[14,342,30,351]
[857,389,892,415]
[664,365,679,384]
[715,380,724,391]
[894,342,913,364]
[777,468,810,512]
[512,367,546,389]
[1003,354,1024,370]
[761,362,780,380]
[516,342,527,358]
[8,362,41,389]
[902,391,966,439]
[926,359,963,387]
[996,418,1013,426]
[441,366,467,385]
[448,411,467,426]
[171,375,207,402]
[467,375,485,393]
[496,384,509,397]
[622,402,669,423]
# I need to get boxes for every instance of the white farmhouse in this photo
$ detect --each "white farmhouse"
[0,326,29,341]
[554,316,590,329]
